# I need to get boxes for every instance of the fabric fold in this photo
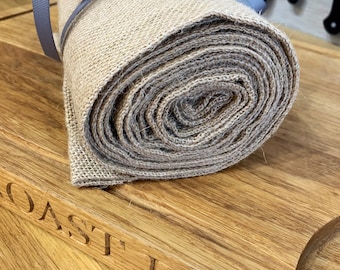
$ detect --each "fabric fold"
[58,0,299,186]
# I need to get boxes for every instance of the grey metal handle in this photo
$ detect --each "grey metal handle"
[32,0,60,61]
[32,0,93,61]
[59,0,93,53]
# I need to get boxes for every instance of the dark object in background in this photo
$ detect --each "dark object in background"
[287,0,339,35]
[324,0,340,35]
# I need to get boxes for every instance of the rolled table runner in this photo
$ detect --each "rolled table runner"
[58,0,299,186]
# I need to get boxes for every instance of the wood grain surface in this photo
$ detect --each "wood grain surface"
[0,1,56,21]
[0,206,111,270]
[0,4,339,270]
[0,0,31,11]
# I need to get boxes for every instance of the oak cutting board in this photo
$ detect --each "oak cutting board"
[0,4,340,270]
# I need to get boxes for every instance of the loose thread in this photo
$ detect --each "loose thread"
[261,147,268,164]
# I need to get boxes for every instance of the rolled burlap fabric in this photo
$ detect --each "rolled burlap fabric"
[58,0,299,186]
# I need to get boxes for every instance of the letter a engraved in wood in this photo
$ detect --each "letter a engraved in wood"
[39,201,62,230]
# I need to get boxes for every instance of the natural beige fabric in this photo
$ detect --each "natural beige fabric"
[58,0,299,186]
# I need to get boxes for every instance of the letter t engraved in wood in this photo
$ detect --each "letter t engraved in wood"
[39,201,62,230]
[149,256,157,270]
[91,225,111,256]
[105,232,111,256]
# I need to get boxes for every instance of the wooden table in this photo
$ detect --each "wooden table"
[0,3,339,270]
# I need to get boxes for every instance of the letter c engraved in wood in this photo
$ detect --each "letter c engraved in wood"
[6,183,34,213]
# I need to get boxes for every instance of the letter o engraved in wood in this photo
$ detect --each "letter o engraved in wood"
[6,183,34,213]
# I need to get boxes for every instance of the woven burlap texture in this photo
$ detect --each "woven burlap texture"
[58,0,299,186]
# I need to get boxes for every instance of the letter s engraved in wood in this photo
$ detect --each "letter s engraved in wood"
[68,215,90,245]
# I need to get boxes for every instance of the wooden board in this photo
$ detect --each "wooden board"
[0,206,111,270]
[0,1,56,20]
[0,6,340,270]
[0,0,31,14]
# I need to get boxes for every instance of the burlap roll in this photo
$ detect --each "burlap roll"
[58,0,299,186]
